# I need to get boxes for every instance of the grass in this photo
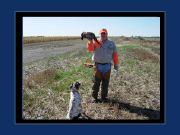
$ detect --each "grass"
[116,44,141,48]
[24,36,80,44]
[118,43,160,78]
[51,64,94,93]
[23,39,160,120]
[23,48,94,119]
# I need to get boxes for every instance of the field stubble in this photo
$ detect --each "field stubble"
[23,37,160,120]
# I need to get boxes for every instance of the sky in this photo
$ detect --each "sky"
[23,17,160,37]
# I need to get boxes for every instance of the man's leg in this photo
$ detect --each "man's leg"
[91,63,102,102]
[101,70,111,101]
[101,78,110,100]
[92,76,101,101]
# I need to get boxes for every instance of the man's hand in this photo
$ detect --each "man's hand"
[113,69,119,79]
[88,39,93,43]
[114,65,119,79]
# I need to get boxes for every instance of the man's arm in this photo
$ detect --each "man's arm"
[87,39,102,53]
[112,43,120,79]
[87,40,95,53]
[113,43,120,70]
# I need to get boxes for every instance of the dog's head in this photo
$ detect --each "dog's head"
[70,81,81,90]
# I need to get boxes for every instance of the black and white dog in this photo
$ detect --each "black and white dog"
[66,82,92,120]
[81,32,101,44]
[67,82,82,120]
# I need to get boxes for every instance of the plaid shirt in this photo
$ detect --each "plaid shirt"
[87,39,119,67]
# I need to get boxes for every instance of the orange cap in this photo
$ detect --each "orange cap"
[100,28,108,34]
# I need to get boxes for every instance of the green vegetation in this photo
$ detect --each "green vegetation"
[23,38,160,120]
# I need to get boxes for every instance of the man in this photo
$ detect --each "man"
[87,28,120,103]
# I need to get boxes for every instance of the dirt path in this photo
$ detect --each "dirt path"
[23,39,87,64]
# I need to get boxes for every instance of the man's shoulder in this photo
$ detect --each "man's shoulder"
[107,39,115,46]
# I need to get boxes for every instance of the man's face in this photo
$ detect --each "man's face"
[100,32,108,41]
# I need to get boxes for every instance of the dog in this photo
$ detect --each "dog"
[66,82,92,120]
[81,32,101,45]
[66,82,82,120]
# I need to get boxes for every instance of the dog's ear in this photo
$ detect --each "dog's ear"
[75,82,81,89]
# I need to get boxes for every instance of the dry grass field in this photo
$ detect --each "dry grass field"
[23,36,80,44]
[23,36,160,120]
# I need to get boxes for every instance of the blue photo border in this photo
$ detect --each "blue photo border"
[16,11,165,124]
[1,0,179,134]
